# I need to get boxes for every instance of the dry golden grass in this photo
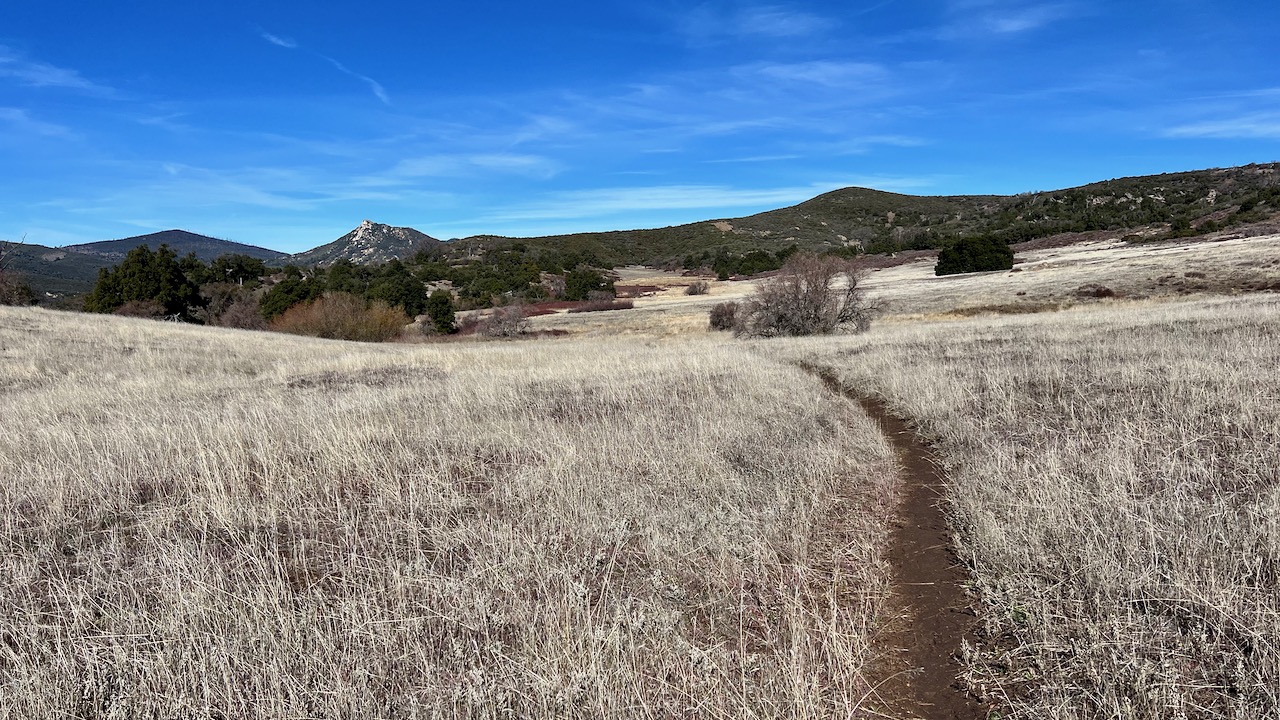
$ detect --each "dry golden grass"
[529,233,1280,337]
[775,295,1280,718]
[0,306,898,719]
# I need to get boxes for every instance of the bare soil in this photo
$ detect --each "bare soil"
[810,367,987,719]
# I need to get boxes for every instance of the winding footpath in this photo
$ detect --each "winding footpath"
[811,367,987,720]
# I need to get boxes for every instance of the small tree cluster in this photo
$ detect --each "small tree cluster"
[84,244,203,318]
[270,292,408,342]
[729,253,875,337]
[934,235,1014,276]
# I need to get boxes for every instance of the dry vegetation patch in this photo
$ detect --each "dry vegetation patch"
[0,307,900,719]
[775,296,1280,718]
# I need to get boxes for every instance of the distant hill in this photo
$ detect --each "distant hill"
[8,229,287,300]
[288,220,441,266]
[445,163,1280,267]
[64,229,287,263]
[3,242,109,297]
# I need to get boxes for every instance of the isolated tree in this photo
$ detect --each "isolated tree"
[83,244,203,318]
[734,253,876,337]
[934,235,1014,276]
[424,289,457,334]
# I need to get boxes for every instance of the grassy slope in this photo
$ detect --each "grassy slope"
[0,307,897,719]
[775,296,1280,718]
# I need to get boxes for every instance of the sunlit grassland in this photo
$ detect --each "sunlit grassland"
[0,307,897,719]
[775,295,1280,719]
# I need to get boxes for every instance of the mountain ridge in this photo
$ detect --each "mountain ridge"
[287,220,440,267]
[64,229,287,263]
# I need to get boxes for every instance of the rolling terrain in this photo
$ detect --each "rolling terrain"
[2,222,1277,717]
[6,163,1279,302]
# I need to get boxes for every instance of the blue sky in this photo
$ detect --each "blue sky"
[2,0,1278,252]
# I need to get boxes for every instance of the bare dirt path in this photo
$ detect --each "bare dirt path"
[809,367,987,720]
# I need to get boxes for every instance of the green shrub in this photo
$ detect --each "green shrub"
[425,290,457,334]
[934,235,1015,276]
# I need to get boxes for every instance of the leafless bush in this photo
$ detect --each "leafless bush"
[0,236,35,306]
[734,253,876,337]
[270,292,408,342]
[478,303,530,338]
[568,299,634,313]
[685,280,710,295]
[113,299,167,318]
[708,301,738,330]
[218,296,267,330]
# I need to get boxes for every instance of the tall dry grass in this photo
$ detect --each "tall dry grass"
[777,295,1280,719]
[0,306,898,719]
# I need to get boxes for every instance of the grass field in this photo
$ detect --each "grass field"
[777,294,1280,718]
[2,232,1279,718]
[0,307,898,719]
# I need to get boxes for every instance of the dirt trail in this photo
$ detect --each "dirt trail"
[810,367,986,720]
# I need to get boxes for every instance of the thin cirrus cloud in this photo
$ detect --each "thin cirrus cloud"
[255,27,389,105]
[0,107,72,137]
[676,3,831,43]
[0,45,107,93]
[1164,113,1280,140]
[943,0,1076,37]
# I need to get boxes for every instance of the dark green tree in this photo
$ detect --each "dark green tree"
[934,235,1015,276]
[209,254,269,287]
[368,260,428,316]
[84,244,204,317]
[425,290,456,334]
[259,275,324,320]
[564,267,614,301]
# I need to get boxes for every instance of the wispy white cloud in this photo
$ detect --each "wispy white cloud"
[750,60,889,88]
[0,107,73,137]
[254,28,389,104]
[705,154,801,163]
[386,153,561,180]
[1164,113,1280,140]
[323,56,390,105]
[943,1,1076,37]
[0,46,107,93]
[254,27,298,49]
[677,3,831,44]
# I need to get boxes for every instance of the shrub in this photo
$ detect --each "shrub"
[685,280,710,296]
[113,299,167,319]
[567,299,634,313]
[709,301,738,330]
[734,253,875,337]
[270,292,408,342]
[425,290,457,334]
[564,267,614,301]
[0,238,34,306]
[934,235,1015,276]
[217,297,267,330]
[479,303,530,338]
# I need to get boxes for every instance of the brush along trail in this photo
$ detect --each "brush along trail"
[809,366,987,720]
